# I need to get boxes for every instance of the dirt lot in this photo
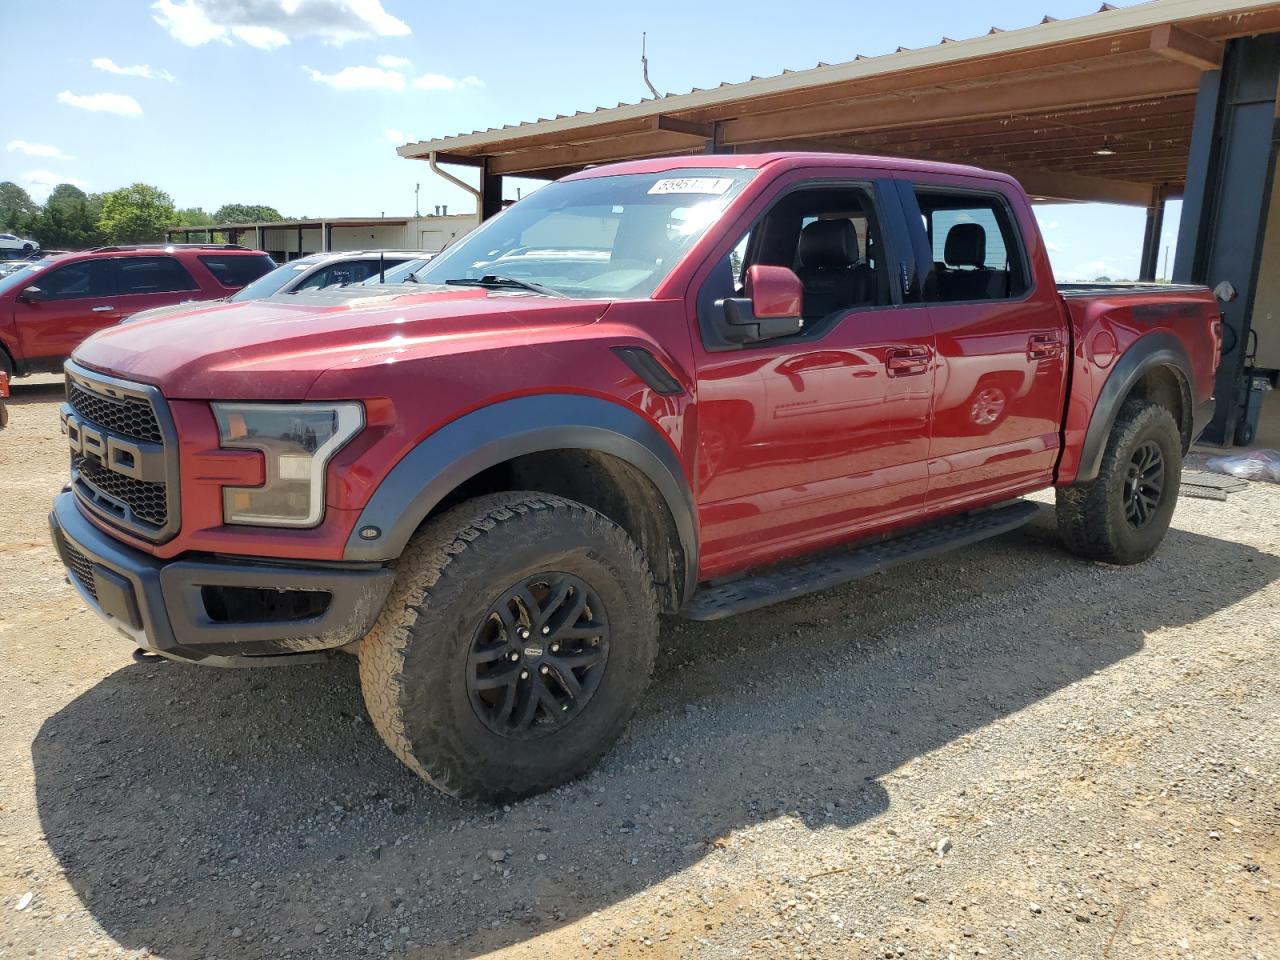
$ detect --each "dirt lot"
[1,375,1277,960]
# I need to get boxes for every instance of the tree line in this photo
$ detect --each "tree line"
[0,180,284,249]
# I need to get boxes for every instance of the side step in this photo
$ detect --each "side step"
[681,500,1041,621]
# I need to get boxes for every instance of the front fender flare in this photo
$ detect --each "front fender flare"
[343,394,698,600]
[1073,331,1193,485]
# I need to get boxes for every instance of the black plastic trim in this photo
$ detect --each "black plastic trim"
[50,492,392,665]
[343,394,699,603]
[611,347,685,395]
[1073,331,1195,485]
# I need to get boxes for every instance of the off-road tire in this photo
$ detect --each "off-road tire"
[1056,399,1182,564]
[358,492,659,801]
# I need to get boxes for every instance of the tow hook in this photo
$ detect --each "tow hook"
[132,648,165,664]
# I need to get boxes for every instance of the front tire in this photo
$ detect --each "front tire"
[1056,399,1182,564]
[358,492,659,801]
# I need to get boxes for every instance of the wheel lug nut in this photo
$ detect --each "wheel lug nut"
[518,628,530,639]
[510,652,520,662]
[520,670,529,680]
[550,643,559,653]
[539,665,549,675]
[541,626,550,635]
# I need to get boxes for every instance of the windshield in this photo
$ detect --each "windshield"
[413,169,756,299]
[0,263,45,297]
[359,257,432,285]
[229,258,319,302]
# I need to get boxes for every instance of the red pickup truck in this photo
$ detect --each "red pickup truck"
[0,244,274,377]
[50,154,1221,800]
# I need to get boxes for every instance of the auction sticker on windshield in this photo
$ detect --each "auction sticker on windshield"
[647,177,736,195]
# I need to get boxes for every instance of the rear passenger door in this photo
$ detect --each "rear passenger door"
[109,255,202,321]
[690,172,937,576]
[898,178,1069,505]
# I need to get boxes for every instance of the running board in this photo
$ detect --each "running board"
[680,500,1041,621]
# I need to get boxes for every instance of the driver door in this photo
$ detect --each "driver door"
[691,174,936,578]
[14,259,117,364]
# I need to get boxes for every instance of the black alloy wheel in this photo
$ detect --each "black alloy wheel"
[466,572,610,739]
[1123,440,1165,529]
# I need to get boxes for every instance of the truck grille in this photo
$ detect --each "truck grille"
[66,382,163,443]
[63,540,99,601]
[74,455,170,527]
[63,363,179,543]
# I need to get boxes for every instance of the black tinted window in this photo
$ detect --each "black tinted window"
[39,261,115,300]
[914,189,1029,302]
[293,258,411,291]
[113,256,199,295]
[199,254,275,288]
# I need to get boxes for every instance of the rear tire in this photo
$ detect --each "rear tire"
[358,492,659,801]
[1056,399,1182,564]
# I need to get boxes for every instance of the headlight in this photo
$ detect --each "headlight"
[211,402,364,527]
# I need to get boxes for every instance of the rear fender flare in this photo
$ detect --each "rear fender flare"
[1073,331,1193,484]
[343,394,698,602]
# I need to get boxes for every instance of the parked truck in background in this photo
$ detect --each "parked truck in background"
[49,153,1221,801]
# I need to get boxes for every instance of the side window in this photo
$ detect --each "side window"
[199,254,275,288]
[114,256,199,295]
[708,185,889,327]
[913,189,1029,302]
[38,261,115,301]
[293,262,354,291]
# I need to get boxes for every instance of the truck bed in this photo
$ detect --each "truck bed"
[1057,281,1207,298]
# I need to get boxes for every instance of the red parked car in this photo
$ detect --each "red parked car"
[0,244,274,378]
[50,154,1222,801]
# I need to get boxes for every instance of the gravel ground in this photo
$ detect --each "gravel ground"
[1,375,1277,960]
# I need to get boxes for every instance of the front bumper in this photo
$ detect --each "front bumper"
[50,492,394,666]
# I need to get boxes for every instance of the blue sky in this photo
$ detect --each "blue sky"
[3,0,1179,280]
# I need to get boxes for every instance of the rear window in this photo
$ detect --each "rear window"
[114,256,199,294]
[199,253,276,288]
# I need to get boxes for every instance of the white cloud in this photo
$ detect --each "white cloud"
[384,127,406,143]
[1044,240,1061,253]
[231,24,290,50]
[57,90,144,116]
[6,140,74,161]
[152,0,410,49]
[377,54,410,68]
[20,170,90,202]
[92,57,176,82]
[304,64,405,90]
[307,63,483,93]
[1046,220,1061,230]
[412,73,483,91]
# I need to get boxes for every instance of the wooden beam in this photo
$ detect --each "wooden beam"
[998,167,1154,205]
[652,116,716,139]
[487,130,705,175]
[719,59,1202,146]
[1150,23,1224,71]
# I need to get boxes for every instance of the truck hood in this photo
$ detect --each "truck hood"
[72,287,612,400]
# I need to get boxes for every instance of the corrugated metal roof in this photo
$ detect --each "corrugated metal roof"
[397,0,1276,160]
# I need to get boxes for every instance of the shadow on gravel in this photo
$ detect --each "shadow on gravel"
[8,377,64,405]
[31,507,1280,958]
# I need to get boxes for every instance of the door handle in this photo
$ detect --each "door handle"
[91,305,116,313]
[1028,334,1062,359]
[886,347,931,377]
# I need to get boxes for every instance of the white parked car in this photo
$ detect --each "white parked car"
[0,234,39,254]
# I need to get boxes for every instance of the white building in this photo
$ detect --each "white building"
[165,211,478,261]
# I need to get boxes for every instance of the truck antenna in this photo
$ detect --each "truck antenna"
[642,32,661,99]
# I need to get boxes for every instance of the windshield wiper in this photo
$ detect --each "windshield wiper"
[444,274,564,298]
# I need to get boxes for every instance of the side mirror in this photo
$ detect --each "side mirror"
[715,265,805,344]
[1213,280,1237,303]
[18,285,46,303]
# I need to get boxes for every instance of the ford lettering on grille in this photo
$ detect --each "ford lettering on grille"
[61,363,180,542]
